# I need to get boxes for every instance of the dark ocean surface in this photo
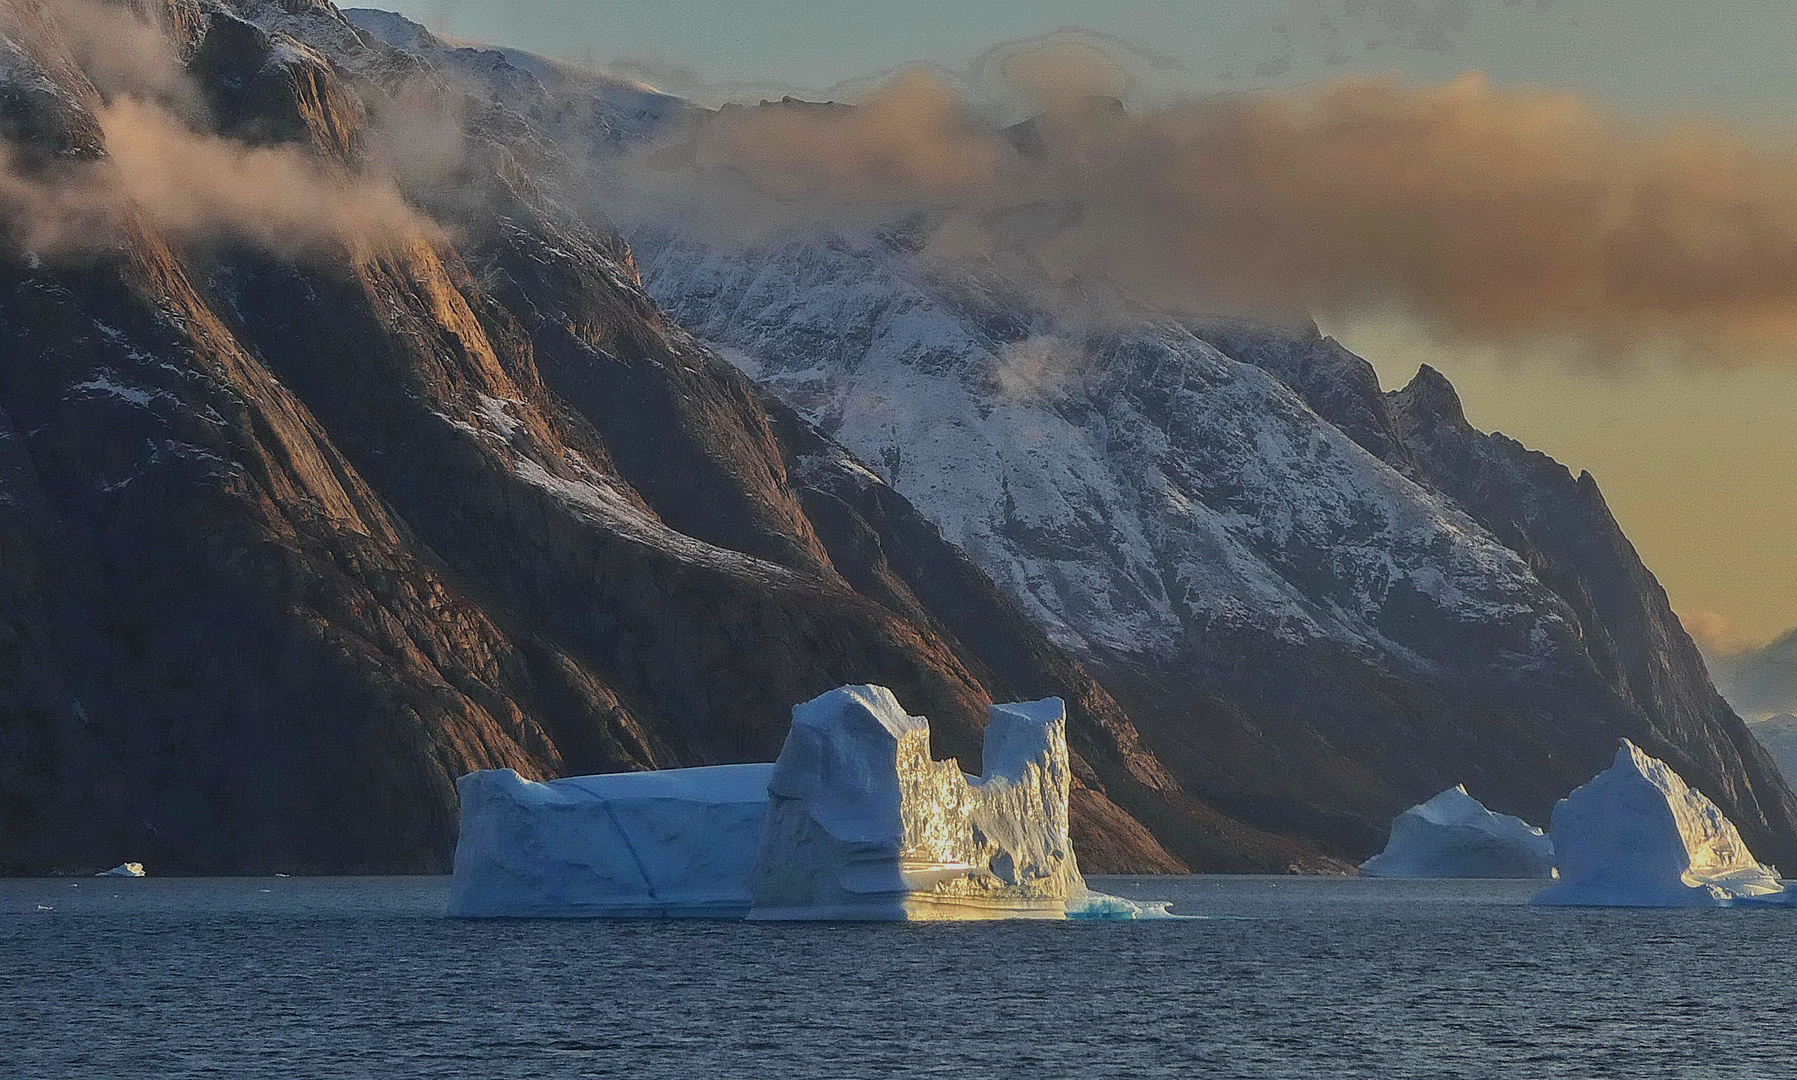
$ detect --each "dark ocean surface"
[5,874,1796,1078]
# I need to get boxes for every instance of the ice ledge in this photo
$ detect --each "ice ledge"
[447,763,773,918]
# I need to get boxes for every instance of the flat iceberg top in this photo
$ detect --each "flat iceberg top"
[988,698,1067,727]
[1533,739,1788,907]
[550,763,774,803]
[473,764,774,806]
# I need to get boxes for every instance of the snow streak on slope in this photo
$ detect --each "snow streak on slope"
[632,227,1574,669]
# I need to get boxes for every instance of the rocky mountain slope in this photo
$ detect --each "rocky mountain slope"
[0,0,1333,874]
[4,0,1788,876]
[628,225,1797,866]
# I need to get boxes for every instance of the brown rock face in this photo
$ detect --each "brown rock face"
[0,0,1321,873]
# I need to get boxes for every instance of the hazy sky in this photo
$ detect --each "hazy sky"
[387,0,1797,647]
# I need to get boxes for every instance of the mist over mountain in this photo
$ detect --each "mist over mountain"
[1713,630,1797,721]
[0,0,1788,875]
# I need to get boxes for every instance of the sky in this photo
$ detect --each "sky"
[387,0,1797,649]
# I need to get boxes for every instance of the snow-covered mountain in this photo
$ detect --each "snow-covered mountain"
[632,230,1562,666]
[3,0,1787,873]
[627,222,1795,860]
[280,6,1797,869]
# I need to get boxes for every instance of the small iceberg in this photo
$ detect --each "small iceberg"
[1065,889,1183,920]
[1532,740,1794,908]
[1360,785,1554,879]
[96,862,145,878]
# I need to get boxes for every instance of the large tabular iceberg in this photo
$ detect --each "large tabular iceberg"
[1360,786,1554,879]
[450,685,1168,919]
[1532,740,1794,907]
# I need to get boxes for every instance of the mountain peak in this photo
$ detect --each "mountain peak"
[1389,363,1468,432]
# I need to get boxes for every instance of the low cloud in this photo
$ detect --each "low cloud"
[47,0,200,114]
[998,40,1130,113]
[1687,610,1766,659]
[98,97,439,255]
[0,0,439,260]
[627,52,1797,363]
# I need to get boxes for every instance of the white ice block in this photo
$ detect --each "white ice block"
[1532,740,1792,907]
[1360,785,1554,879]
[448,764,772,918]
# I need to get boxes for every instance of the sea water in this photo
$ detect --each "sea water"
[5,875,1795,1078]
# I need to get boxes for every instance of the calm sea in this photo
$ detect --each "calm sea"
[5,875,1795,1078]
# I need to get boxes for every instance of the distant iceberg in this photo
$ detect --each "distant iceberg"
[96,862,145,878]
[1360,786,1554,879]
[451,685,1168,920]
[1532,740,1793,908]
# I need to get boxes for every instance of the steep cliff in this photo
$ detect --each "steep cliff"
[0,0,1330,873]
[337,8,1797,870]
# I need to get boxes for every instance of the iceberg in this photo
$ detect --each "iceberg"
[1064,889,1182,919]
[749,687,1089,920]
[96,862,145,878]
[1360,785,1554,879]
[1532,740,1793,907]
[447,763,773,917]
[450,684,1171,919]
